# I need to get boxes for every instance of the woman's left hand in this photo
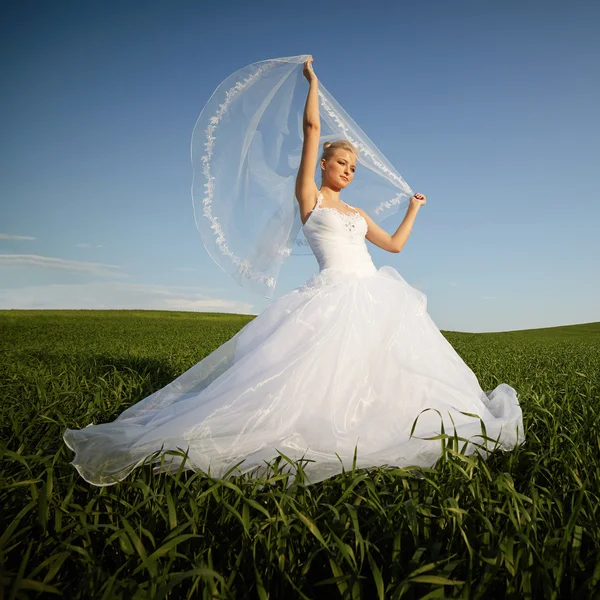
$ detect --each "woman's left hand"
[410,193,426,208]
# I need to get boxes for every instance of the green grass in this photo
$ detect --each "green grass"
[1,310,600,599]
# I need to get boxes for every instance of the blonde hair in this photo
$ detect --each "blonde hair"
[320,139,358,163]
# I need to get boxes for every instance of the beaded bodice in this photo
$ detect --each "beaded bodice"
[301,192,376,275]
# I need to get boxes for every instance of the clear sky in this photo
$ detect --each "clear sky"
[1,0,598,332]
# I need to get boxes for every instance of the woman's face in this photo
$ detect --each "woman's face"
[322,149,356,189]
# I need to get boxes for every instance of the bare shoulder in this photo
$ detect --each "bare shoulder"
[352,206,384,235]
[352,206,371,221]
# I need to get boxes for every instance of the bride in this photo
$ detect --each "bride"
[63,57,523,487]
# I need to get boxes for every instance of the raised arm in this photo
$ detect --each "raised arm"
[295,57,321,217]
[355,194,427,253]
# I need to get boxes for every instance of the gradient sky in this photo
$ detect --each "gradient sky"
[1,0,598,332]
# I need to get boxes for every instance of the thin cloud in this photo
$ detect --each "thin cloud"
[75,243,92,248]
[448,281,458,287]
[0,254,126,278]
[0,281,255,314]
[0,233,36,241]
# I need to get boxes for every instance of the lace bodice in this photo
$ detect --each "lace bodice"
[301,192,376,275]
[304,192,365,235]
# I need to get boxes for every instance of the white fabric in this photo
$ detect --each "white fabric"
[190,54,413,298]
[63,191,524,487]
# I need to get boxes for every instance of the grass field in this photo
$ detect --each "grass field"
[1,310,599,599]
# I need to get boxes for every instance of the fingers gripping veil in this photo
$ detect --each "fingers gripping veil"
[191,54,413,298]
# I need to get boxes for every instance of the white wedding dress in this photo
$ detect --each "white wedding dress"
[64,192,523,486]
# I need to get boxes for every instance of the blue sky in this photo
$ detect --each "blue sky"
[1,0,598,332]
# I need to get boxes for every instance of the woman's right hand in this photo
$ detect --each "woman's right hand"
[303,56,318,84]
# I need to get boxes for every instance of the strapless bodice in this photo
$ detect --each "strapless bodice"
[302,193,377,275]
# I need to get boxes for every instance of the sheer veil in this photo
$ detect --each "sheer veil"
[191,54,413,298]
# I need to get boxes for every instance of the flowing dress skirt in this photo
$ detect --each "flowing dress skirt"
[63,266,523,486]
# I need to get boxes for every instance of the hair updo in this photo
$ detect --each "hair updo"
[320,139,358,163]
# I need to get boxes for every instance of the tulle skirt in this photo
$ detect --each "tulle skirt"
[63,266,523,486]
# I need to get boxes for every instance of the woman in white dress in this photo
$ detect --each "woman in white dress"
[63,58,523,487]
